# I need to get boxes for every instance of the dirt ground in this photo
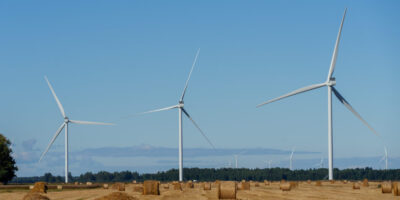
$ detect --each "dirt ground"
[0,181,398,200]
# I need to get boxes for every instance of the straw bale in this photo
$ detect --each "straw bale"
[289,181,298,189]
[173,182,182,190]
[143,180,160,195]
[56,185,62,190]
[239,181,250,190]
[343,180,348,184]
[29,185,34,190]
[111,182,125,191]
[132,180,137,184]
[94,192,138,200]
[22,193,50,200]
[86,182,93,186]
[74,182,78,185]
[254,182,260,187]
[381,182,392,193]
[186,181,194,188]
[330,180,335,184]
[280,182,291,191]
[218,181,236,199]
[352,182,360,189]
[133,185,143,193]
[264,180,270,185]
[393,182,399,196]
[103,184,109,189]
[362,178,369,187]
[31,182,47,193]
[315,181,322,186]
[203,182,211,190]
[307,180,311,184]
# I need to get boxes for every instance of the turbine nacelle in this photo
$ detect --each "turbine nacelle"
[178,101,184,108]
[327,77,336,87]
[64,117,70,123]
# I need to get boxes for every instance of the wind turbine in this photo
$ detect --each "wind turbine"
[319,157,324,168]
[289,147,295,170]
[379,146,388,170]
[39,76,114,183]
[139,49,215,181]
[257,9,379,180]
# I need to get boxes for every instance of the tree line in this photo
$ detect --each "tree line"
[10,167,400,183]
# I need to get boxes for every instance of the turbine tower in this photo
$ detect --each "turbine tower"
[380,146,388,170]
[257,9,379,180]
[39,76,114,183]
[139,49,215,181]
[289,147,295,170]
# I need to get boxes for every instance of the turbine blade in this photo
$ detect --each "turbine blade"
[39,123,65,162]
[69,120,114,125]
[45,76,66,118]
[332,87,379,136]
[257,83,326,107]
[139,105,179,115]
[181,108,216,149]
[327,8,347,80]
[180,48,200,101]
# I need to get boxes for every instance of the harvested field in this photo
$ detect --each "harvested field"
[0,181,398,200]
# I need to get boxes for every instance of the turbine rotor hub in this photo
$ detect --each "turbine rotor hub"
[64,117,69,123]
[327,77,336,86]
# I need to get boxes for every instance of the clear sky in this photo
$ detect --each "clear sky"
[0,0,399,176]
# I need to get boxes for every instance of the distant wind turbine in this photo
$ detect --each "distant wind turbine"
[379,146,388,170]
[289,147,295,170]
[139,49,215,181]
[39,76,114,183]
[257,9,379,180]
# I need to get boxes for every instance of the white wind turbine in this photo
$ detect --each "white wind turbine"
[39,76,114,183]
[379,146,388,170]
[139,49,215,181]
[257,9,379,180]
[289,147,295,170]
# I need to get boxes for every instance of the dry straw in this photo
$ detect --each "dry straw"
[94,192,137,200]
[111,182,125,191]
[31,182,47,193]
[307,180,311,184]
[315,181,322,186]
[381,182,392,193]
[264,180,270,186]
[362,178,369,187]
[203,182,211,190]
[22,193,50,200]
[352,182,360,189]
[218,181,237,199]
[172,182,182,190]
[103,184,109,189]
[289,181,298,189]
[280,182,291,191]
[393,182,399,196]
[57,185,62,190]
[143,180,160,195]
[86,182,93,186]
[186,181,194,188]
[239,181,250,190]
[133,185,143,193]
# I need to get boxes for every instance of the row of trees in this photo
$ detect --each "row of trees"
[10,167,400,183]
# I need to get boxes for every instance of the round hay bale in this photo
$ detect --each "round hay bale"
[186,181,194,189]
[362,179,369,187]
[172,182,182,190]
[393,182,399,196]
[29,185,34,190]
[218,181,236,199]
[74,182,78,185]
[280,182,291,191]
[343,180,348,184]
[264,180,270,186]
[315,181,322,186]
[94,192,137,200]
[143,180,160,195]
[239,181,250,190]
[203,182,211,190]
[352,182,360,189]
[330,180,335,184]
[103,184,109,189]
[132,180,137,184]
[31,182,47,193]
[22,193,50,200]
[111,182,125,191]
[381,182,392,193]
[56,185,62,190]
[307,180,311,184]
[289,181,298,189]
[133,185,143,193]
[254,182,260,187]
[86,182,93,186]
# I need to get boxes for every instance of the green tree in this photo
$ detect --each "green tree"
[0,134,18,184]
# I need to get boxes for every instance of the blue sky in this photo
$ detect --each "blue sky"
[0,1,399,176]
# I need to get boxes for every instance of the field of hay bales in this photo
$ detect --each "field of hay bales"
[0,181,398,200]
